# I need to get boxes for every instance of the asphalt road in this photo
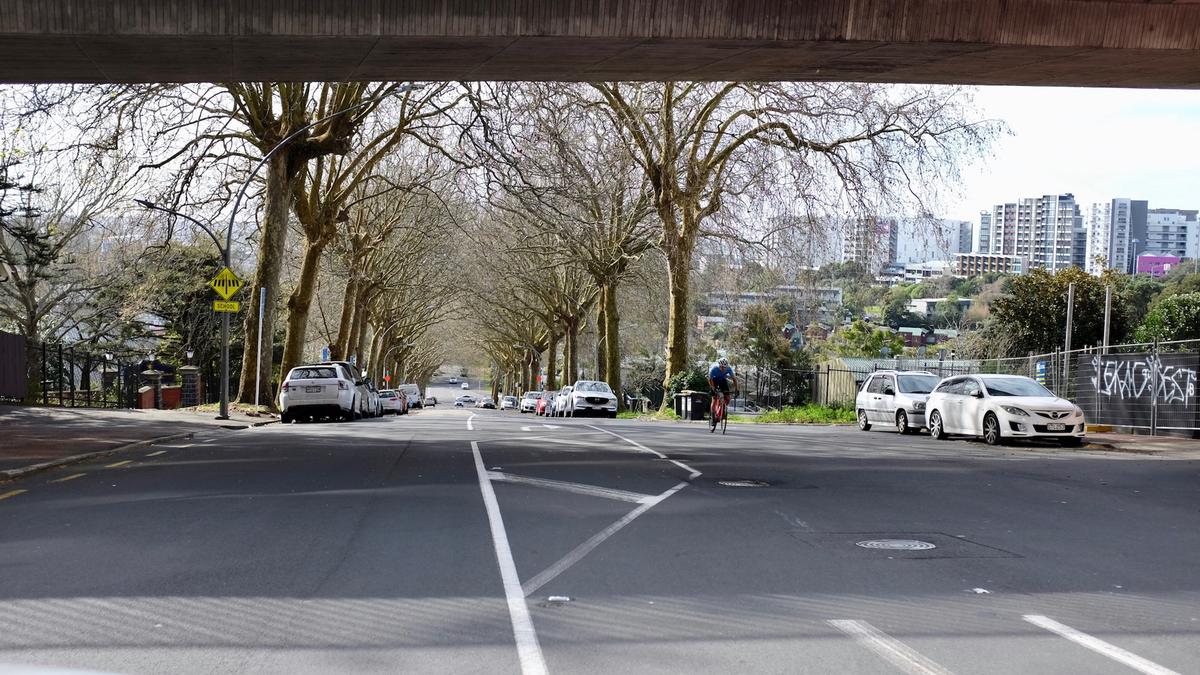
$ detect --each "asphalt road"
[1,380,1197,674]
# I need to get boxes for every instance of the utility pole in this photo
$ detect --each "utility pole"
[1063,282,1075,384]
[1102,285,1112,354]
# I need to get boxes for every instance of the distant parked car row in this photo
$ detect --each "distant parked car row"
[855,370,1085,446]
[279,360,427,424]
[501,380,618,418]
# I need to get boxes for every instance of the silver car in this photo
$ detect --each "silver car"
[856,370,940,434]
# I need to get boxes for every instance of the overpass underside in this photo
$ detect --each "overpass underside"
[2,1,1199,86]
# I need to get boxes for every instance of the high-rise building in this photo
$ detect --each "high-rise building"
[984,194,1084,273]
[840,216,898,273]
[892,219,971,264]
[1085,199,1147,274]
[1144,208,1197,259]
[976,211,991,254]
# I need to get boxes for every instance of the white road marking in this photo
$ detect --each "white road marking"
[145,450,168,457]
[467,414,477,431]
[1023,615,1181,675]
[471,441,547,675]
[487,471,654,503]
[586,424,701,479]
[542,424,561,429]
[828,619,955,675]
[522,481,689,597]
[521,426,533,432]
[508,435,611,448]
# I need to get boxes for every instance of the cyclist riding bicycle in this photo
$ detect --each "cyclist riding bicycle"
[707,357,738,421]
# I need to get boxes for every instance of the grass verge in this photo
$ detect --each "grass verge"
[728,405,856,425]
[617,408,680,421]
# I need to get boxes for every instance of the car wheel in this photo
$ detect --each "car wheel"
[895,410,910,435]
[342,410,354,422]
[1060,436,1083,448]
[281,412,292,424]
[857,409,871,431]
[929,410,948,440]
[982,412,1005,446]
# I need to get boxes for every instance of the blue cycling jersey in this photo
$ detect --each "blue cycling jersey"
[709,363,735,384]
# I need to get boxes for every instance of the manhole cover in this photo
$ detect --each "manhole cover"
[717,479,770,487]
[855,539,937,551]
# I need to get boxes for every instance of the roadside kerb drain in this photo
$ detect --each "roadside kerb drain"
[0,431,195,482]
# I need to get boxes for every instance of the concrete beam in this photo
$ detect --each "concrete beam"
[1,1,1199,86]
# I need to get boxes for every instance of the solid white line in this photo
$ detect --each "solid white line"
[506,435,611,448]
[487,471,654,503]
[586,424,702,479]
[1023,615,1180,675]
[828,620,954,675]
[471,441,547,675]
[467,414,477,431]
[522,481,688,597]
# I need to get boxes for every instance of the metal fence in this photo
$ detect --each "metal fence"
[15,338,144,408]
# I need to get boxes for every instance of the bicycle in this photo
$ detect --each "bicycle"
[710,388,737,434]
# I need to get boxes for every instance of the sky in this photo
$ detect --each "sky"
[947,86,1200,223]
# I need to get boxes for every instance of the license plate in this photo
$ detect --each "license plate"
[305,386,322,393]
[1046,423,1065,431]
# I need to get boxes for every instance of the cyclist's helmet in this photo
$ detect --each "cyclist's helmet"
[717,357,729,367]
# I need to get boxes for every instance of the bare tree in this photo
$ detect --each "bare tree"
[589,82,999,390]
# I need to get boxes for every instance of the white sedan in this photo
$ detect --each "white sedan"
[926,374,1085,446]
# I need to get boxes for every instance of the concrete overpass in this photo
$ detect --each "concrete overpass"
[2,1,1199,86]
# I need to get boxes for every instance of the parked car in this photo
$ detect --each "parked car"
[454,396,469,407]
[500,395,518,410]
[925,374,1086,446]
[280,364,357,423]
[552,385,574,417]
[536,394,552,416]
[398,383,422,409]
[476,397,496,409]
[519,391,542,413]
[424,396,438,407]
[316,360,371,419]
[459,394,476,404]
[363,378,383,418]
[461,381,470,390]
[378,389,405,415]
[562,380,618,418]
[855,370,940,434]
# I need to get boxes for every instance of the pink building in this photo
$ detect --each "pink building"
[1136,254,1181,277]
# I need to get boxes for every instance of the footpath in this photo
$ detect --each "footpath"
[0,405,277,479]
[1083,431,1200,456]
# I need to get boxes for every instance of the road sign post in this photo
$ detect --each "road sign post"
[208,266,244,421]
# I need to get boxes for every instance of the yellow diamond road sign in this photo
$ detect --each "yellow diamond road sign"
[208,267,244,301]
[213,300,240,313]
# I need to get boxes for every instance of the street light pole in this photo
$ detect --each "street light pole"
[137,84,420,420]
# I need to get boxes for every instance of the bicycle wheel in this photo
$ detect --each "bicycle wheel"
[721,405,728,434]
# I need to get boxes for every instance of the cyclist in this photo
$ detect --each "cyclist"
[707,357,738,425]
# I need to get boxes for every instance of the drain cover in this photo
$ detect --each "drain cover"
[855,539,937,551]
[717,479,770,487]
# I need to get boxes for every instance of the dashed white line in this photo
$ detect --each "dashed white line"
[828,619,955,675]
[1023,615,1181,675]
[487,471,654,504]
[521,481,689,597]
[467,413,477,431]
[586,424,701,479]
[471,441,547,675]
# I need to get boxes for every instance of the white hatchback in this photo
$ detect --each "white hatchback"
[280,364,356,423]
[925,374,1086,446]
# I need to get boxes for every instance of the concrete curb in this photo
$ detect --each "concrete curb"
[0,431,196,482]
[1081,439,1160,455]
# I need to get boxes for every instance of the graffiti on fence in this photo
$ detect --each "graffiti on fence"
[1089,354,1197,406]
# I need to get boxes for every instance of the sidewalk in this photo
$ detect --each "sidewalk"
[1085,431,1200,456]
[0,405,276,477]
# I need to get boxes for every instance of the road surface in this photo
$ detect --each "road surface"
[0,381,1196,674]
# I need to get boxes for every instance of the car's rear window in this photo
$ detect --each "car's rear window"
[290,367,337,380]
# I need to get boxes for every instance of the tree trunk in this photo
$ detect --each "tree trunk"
[565,317,579,385]
[237,152,292,407]
[663,248,691,390]
[545,331,559,391]
[603,280,622,408]
[595,288,608,381]
[354,315,371,371]
[368,330,383,380]
[279,234,330,380]
[347,286,369,366]
[330,274,357,361]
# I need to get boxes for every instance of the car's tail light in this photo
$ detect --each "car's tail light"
[281,383,290,392]
[339,381,349,391]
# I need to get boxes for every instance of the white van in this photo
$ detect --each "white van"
[397,383,422,409]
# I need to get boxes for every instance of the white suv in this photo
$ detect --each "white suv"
[280,364,357,423]
[855,370,940,434]
[564,380,618,418]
